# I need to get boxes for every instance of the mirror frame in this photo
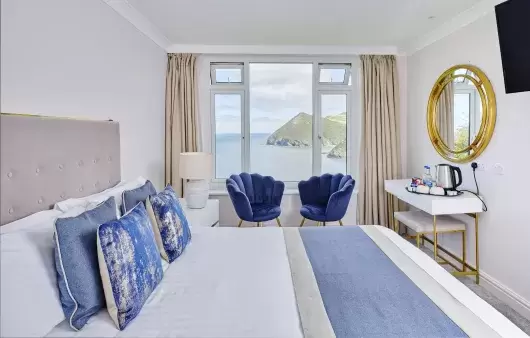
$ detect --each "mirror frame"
[427,64,496,163]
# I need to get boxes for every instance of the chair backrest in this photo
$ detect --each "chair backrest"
[226,172,284,205]
[298,173,354,206]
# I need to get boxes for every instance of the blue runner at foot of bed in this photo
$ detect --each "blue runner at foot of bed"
[299,226,467,338]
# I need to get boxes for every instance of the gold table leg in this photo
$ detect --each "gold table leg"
[475,213,480,284]
[433,215,438,261]
[416,234,420,248]
[462,230,467,272]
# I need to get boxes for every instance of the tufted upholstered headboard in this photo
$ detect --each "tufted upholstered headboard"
[0,114,121,225]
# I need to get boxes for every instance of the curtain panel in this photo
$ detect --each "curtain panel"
[357,55,402,227]
[165,53,199,196]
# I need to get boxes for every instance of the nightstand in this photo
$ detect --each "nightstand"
[179,198,219,227]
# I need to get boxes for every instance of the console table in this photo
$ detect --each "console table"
[384,179,483,284]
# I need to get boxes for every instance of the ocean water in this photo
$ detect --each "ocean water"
[216,133,347,181]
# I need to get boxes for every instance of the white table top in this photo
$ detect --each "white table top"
[385,179,483,215]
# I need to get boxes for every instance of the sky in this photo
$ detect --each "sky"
[215,63,348,134]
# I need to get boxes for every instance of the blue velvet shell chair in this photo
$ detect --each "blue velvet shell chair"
[226,173,285,227]
[298,173,355,226]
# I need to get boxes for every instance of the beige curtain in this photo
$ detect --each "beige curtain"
[437,81,455,149]
[165,53,199,196]
[357,55,402,227]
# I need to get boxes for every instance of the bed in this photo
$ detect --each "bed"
[1,114,527,338]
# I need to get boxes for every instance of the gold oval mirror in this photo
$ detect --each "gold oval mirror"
[427,65,496,163]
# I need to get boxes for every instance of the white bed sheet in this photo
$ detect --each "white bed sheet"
[47,226,302,338]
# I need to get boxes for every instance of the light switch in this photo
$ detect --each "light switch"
[493,163,504,175]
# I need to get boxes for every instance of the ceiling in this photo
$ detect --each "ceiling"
[126,0,482,47]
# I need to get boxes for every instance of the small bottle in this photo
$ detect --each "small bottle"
[422,165,433,187]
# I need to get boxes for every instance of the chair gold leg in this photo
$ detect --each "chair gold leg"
[300,218,306,227]
[237,219,243,227]
[393,218,399,232]
[316,221,320,226]
[323,222,326,227]
[275,218,282,227]
[339,219,344,226]
[256,222,261,227]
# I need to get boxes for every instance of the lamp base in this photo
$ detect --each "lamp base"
[184,179,209,209]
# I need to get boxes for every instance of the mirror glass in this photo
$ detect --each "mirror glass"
[427,65,496,163]
[435,69,482,158]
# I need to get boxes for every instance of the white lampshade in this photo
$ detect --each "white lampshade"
[179,152,212,179]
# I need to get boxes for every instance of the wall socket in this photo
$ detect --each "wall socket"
[475,162,486,171]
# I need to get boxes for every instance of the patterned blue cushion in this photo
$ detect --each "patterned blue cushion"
[121,180,157,214]
[97,202,163,330]
[146,184,191,263]
[54,196,118,331]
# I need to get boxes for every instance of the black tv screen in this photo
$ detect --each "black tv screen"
[495,0,530,94]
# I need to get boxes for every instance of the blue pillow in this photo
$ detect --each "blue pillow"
[121,180,157,214]
[54,196,118,331]
[146,185,191,263]
[97,202,163,330]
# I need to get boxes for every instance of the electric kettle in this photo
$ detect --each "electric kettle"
[435,164,462,190]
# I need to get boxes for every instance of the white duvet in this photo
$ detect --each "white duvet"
[44,225,527,338]
[46,227,303,338]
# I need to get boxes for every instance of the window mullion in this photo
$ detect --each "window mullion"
[312,62,321,176]
[242,62,251,173]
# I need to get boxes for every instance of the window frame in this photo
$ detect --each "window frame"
[206,55,360,189]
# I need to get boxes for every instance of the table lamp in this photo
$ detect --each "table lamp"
[179,152,212,209]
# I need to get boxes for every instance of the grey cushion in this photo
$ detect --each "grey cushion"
[54,196,118,330]
[121,180,156,214]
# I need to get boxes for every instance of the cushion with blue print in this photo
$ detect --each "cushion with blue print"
[146,184,191,263]
[97,202,163,330]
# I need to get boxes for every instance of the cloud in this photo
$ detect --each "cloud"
[214,63,348,133]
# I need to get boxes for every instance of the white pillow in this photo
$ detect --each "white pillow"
[0,209,63,235]
[54,177,147,215]
[1,220,66,337]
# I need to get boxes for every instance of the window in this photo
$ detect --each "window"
[319,64,351,84]
[211,63,243,84]
[210,58,357,184]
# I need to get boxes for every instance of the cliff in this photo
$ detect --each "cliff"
[266,112,346,150]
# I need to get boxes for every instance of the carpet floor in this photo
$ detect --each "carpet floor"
[411,239,530,335]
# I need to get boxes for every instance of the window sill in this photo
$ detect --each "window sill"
[209,188,300,196]
[209,188,358,196]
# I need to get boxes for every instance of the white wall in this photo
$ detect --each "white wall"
[0,0,167,189]
[407,12,530,315]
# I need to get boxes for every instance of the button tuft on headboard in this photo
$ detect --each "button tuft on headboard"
[78,160,84,167]
[58,164,64,170]
[79,186,84,192]
[108,156,112,162]
[60,193,66,199]
[35,168,40,174]
[7,172,13,178]
[37,198,43,204]
[8,208,14,214]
